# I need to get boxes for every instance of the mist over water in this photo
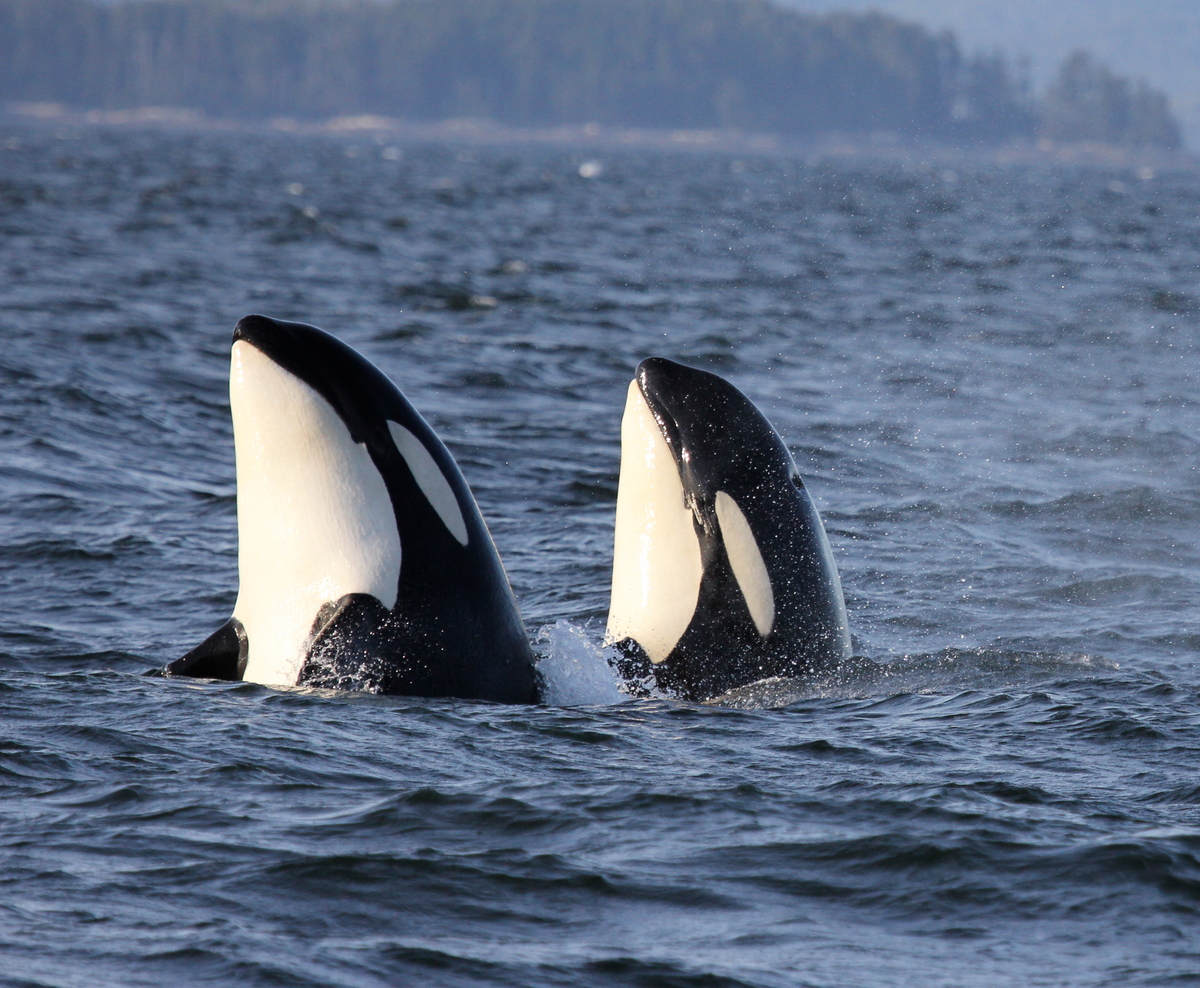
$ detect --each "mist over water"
[0,124,1198,986]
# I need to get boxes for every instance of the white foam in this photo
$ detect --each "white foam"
[536,620,628,706]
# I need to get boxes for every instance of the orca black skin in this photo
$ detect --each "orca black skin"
[608,357,850,701]
[168,315,540,704]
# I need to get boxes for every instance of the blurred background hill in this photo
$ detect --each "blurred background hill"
[778,0,1200,148]
[0,0,1186,151]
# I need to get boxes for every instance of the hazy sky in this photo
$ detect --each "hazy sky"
[777,0,1200,146]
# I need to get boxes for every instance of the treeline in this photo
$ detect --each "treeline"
[1042,51,1181,149]
[0,0,1182,149]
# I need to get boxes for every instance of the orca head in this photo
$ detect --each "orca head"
[228,314,472,686]
[608,357,827,667]
[634,355,803,514]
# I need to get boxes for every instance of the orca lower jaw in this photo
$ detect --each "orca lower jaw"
[229,337,403,687]
[634,380,686,473]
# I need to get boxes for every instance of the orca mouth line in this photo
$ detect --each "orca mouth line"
[635,360,690,480]
[636,372,709,529]
[634,357,737,528]
[231,313,279,355]
[638,356,806,497]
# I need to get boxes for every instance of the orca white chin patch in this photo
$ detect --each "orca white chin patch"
[714,491,775,637]
[607,381,702,664]
[230,341,401,687]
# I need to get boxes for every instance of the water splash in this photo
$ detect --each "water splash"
[534,620,628,706]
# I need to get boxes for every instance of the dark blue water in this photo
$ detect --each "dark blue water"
[1,123,1199,986]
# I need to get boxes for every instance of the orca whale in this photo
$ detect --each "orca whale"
[607,357,850,701]
[167,315,540,704]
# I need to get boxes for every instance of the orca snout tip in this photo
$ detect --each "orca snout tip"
[636,356,719,402]
[232,313,282,346]
[634,356,680,399]
[635,355,677,379]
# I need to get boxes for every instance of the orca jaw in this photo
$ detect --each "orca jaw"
[233,315,411,450]
[634,356,801,517]
[607,379,704,666]
[229,331,402,687]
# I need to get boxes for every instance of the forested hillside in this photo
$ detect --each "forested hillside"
[0,0,1181,148]
[1042,52,1180,149]
[777,0,1200,147]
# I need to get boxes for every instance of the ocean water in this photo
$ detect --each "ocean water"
[0,123,1199,986]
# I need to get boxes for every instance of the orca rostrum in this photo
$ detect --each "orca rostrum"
[168,315,540,703]
[607,357,850,701]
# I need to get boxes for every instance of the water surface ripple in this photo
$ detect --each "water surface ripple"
[0,125,1198,986]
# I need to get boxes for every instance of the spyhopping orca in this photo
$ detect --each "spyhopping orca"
[607,357,850,701]
[167,315,539,704]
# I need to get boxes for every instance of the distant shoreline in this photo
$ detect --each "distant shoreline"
[5,101,1196,173]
